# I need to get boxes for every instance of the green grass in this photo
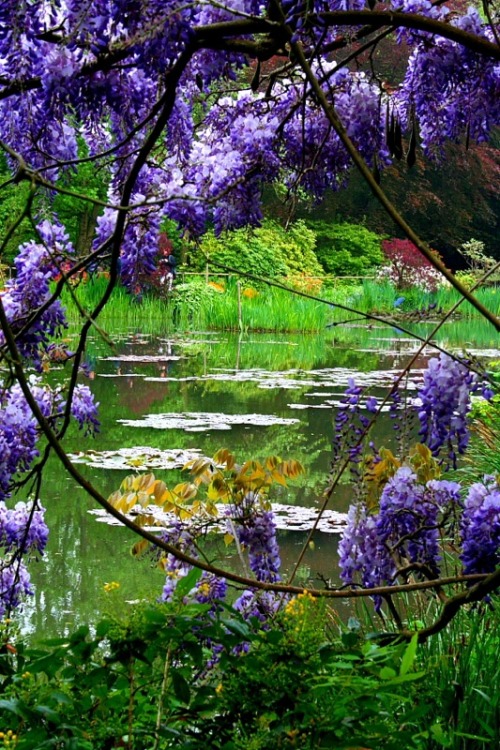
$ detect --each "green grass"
[59,275,500,334]
[416,602,500,748]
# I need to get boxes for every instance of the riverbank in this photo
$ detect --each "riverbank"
[61,275,500,333]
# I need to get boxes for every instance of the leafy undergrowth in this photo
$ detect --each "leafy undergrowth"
[1,590,499,749]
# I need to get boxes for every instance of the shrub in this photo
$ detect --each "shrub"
[378,238,448,292]
[305,220,385,276]
[191,219,324,282]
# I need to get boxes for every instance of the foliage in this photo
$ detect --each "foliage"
[52,145,109,256]
[192,219,323,282]
[107,449,304,613]
[416,600,500,749]
[213,597,428,750]
[458,368,500,484]
[305,220,385,276]
[0,0,499,700]
[0,170,36,267]
[459,239,497,275]
[0,596,429,750]
[336,354,498,603]
[378,239,448,292]
[3,593,500,749]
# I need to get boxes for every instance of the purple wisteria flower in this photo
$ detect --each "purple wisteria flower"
[338,503,394,593]
[159,520,198,602]
[193,571,228,612]
[0,561,33,619]
[332,378,373,470]
[377,469,461,576]
[0,380,99,503]
[231,492,281,584]
[0,500,48,557]
[69,385,100,436]
[339,468,463,608]
[460,477,500,575]
[417,354,476,467]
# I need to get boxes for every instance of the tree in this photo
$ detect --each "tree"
[307,220,384,275]
[0,1,499,637]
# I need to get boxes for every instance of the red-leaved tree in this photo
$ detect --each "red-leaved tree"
[379,238,448,291]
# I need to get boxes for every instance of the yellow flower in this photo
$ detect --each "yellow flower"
[215,683,223,695]
[198,582,211,597]
[242,287,259,299]
[103,581,120,593]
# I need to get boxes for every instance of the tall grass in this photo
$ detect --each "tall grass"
[359,280,500,318]
[416,602,500,748]
[60,276,176,334]
[59,275,500,334]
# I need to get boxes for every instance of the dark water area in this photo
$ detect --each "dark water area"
[21,321,500,639]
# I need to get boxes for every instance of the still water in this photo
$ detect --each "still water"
[21,320,500,639]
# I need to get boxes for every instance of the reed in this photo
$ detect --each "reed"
[59,275,500,334]
[417,600,500,748]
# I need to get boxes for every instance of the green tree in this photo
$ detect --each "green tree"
[307,220,385,276]
[0,166,36,267]
[193,219,323,281]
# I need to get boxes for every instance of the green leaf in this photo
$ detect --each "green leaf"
[341,631,359,648]
[33,704,61,723]
[430,723,453,748]
[0,698,25,716]
[175,566,202,599]
[379,666,397,680]
[400,633,418,676]
[223,619,252,639]
[171,671,191,704]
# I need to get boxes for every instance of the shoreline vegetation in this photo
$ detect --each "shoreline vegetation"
[60,273,500,334]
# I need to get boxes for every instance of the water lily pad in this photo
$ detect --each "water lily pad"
[89,501,347,534]
[117,412,301,432]
[69,446,205,470]
[144,366,426,391]
[99,354,183,363]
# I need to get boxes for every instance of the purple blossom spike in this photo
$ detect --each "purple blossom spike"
[417,354,476,466]
[460,477,500,575]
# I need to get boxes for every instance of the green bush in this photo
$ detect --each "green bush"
[306,220,385,276]
[192,219,323,281]
[0,594,427,750]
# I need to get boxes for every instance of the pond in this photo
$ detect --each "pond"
[21,320,500,639]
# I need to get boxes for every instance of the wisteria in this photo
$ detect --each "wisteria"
[157,490,283,631]
[159,520,198,603]
[417,353,476,466]
[337,353,497,610]
[0,500,48,557]
[0,219,74,368]
[460,477,500,575]
[0,561,33,620]
[0,499,48,617]
[339,468,464,602]
[332,377,372,469]
[0,377,98,615]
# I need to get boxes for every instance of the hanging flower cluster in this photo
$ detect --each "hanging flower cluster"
[339,468,462,607]
[460,477,500,575]
[417,353,476,467]
[338,352,498,608]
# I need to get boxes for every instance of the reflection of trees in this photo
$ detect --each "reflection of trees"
[20,458,163,640]
[33,325,494,637]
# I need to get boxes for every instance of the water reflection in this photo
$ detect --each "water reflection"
[21,324,499,639]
